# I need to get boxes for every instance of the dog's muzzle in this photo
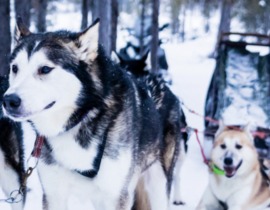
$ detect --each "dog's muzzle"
[2,94,22,116]
[223,159,243,178]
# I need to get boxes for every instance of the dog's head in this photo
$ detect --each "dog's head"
[211,124,258,178]
[2,19,104,136]
[116,52,149,77]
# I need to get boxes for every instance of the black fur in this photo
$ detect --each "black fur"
[0,76,26,205]
[117,54,189,153]
[117,51,149,77]
[116,54,189,197]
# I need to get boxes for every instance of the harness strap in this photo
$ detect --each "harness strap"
[194,129,209,165]
[31,135,45,158]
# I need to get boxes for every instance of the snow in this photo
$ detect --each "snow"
[0,3,218,210]
[165,36,215,210]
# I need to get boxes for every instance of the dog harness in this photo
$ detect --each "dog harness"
[33,135,105,179]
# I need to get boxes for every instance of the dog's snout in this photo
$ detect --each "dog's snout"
[224,157,233,165]
[3,94,22,111]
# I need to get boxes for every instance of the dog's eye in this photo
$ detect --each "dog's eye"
[38,66,54,75]
[11,65,18,74]
[220,144,226,149]
[235,144,242,150]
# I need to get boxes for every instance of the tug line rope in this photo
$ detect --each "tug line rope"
[179,99,270,138]
[179,99,270,167]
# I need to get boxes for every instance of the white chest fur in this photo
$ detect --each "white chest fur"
[210,173,254,204]
[37,147,134,209]
[46,125,99,171]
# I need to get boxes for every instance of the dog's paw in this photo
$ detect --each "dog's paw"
[173,200,185,205]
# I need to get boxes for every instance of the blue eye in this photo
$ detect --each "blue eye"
[38,66,54,75]
[12,65,18,74]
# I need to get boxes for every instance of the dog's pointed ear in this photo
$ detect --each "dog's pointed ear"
[215,120,226,138]
[242,123,254,141]
[111,51,120,64]
[142,50,149,62]
[117,52,125,63]
[15,18,31,43]
[243,123,251,132]
[77,19,99,61]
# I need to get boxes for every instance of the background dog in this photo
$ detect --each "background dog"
[113,51,189,206]
[197,124,270,210]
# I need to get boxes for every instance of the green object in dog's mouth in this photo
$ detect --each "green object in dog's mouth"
[211,164,225,175]
[211,160,243,177]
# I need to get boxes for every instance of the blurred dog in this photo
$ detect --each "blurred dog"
[197,124,270,210]
[0,76,25,210]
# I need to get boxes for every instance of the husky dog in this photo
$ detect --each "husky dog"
[114,51,189,205]
[0,76,25,210]
[2,19,183,210]
[197,124,270,210]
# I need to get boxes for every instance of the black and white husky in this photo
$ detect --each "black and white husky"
[0,76,25,210]
[2,19,184,210]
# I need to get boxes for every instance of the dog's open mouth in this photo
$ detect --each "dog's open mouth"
[224,160,242,178]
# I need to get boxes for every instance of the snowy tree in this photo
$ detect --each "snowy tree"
[91,0,99,22]
[212,0,234,57]
[0,0,11,76]
[34,0,48,32]
[151,0,160,72]
[236,0,270,34]
[99,0,112,55]
[170,0,183,35]
[91,0,119,55]
[201,0,219,33]
[111,0,119,52]
[81,0,90,29]
[15,0,31,28]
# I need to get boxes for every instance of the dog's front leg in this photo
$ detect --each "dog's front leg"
[196,186,223,210]
[172,148,185,205]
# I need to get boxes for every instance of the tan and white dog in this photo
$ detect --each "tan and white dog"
[197,125,270,210]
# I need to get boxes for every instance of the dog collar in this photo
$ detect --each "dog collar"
[211,163,225,175]
[32,135,45,158]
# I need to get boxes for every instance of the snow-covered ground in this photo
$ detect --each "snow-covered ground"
[166,35,216,210]
[0,2,218,209]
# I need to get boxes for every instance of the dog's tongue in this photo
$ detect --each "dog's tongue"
[224,167,235,178]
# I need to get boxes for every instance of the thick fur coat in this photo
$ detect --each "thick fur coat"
[2,19,184,210]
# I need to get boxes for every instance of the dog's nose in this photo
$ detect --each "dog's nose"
[224,157,233,165]
[3,94,22,111]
